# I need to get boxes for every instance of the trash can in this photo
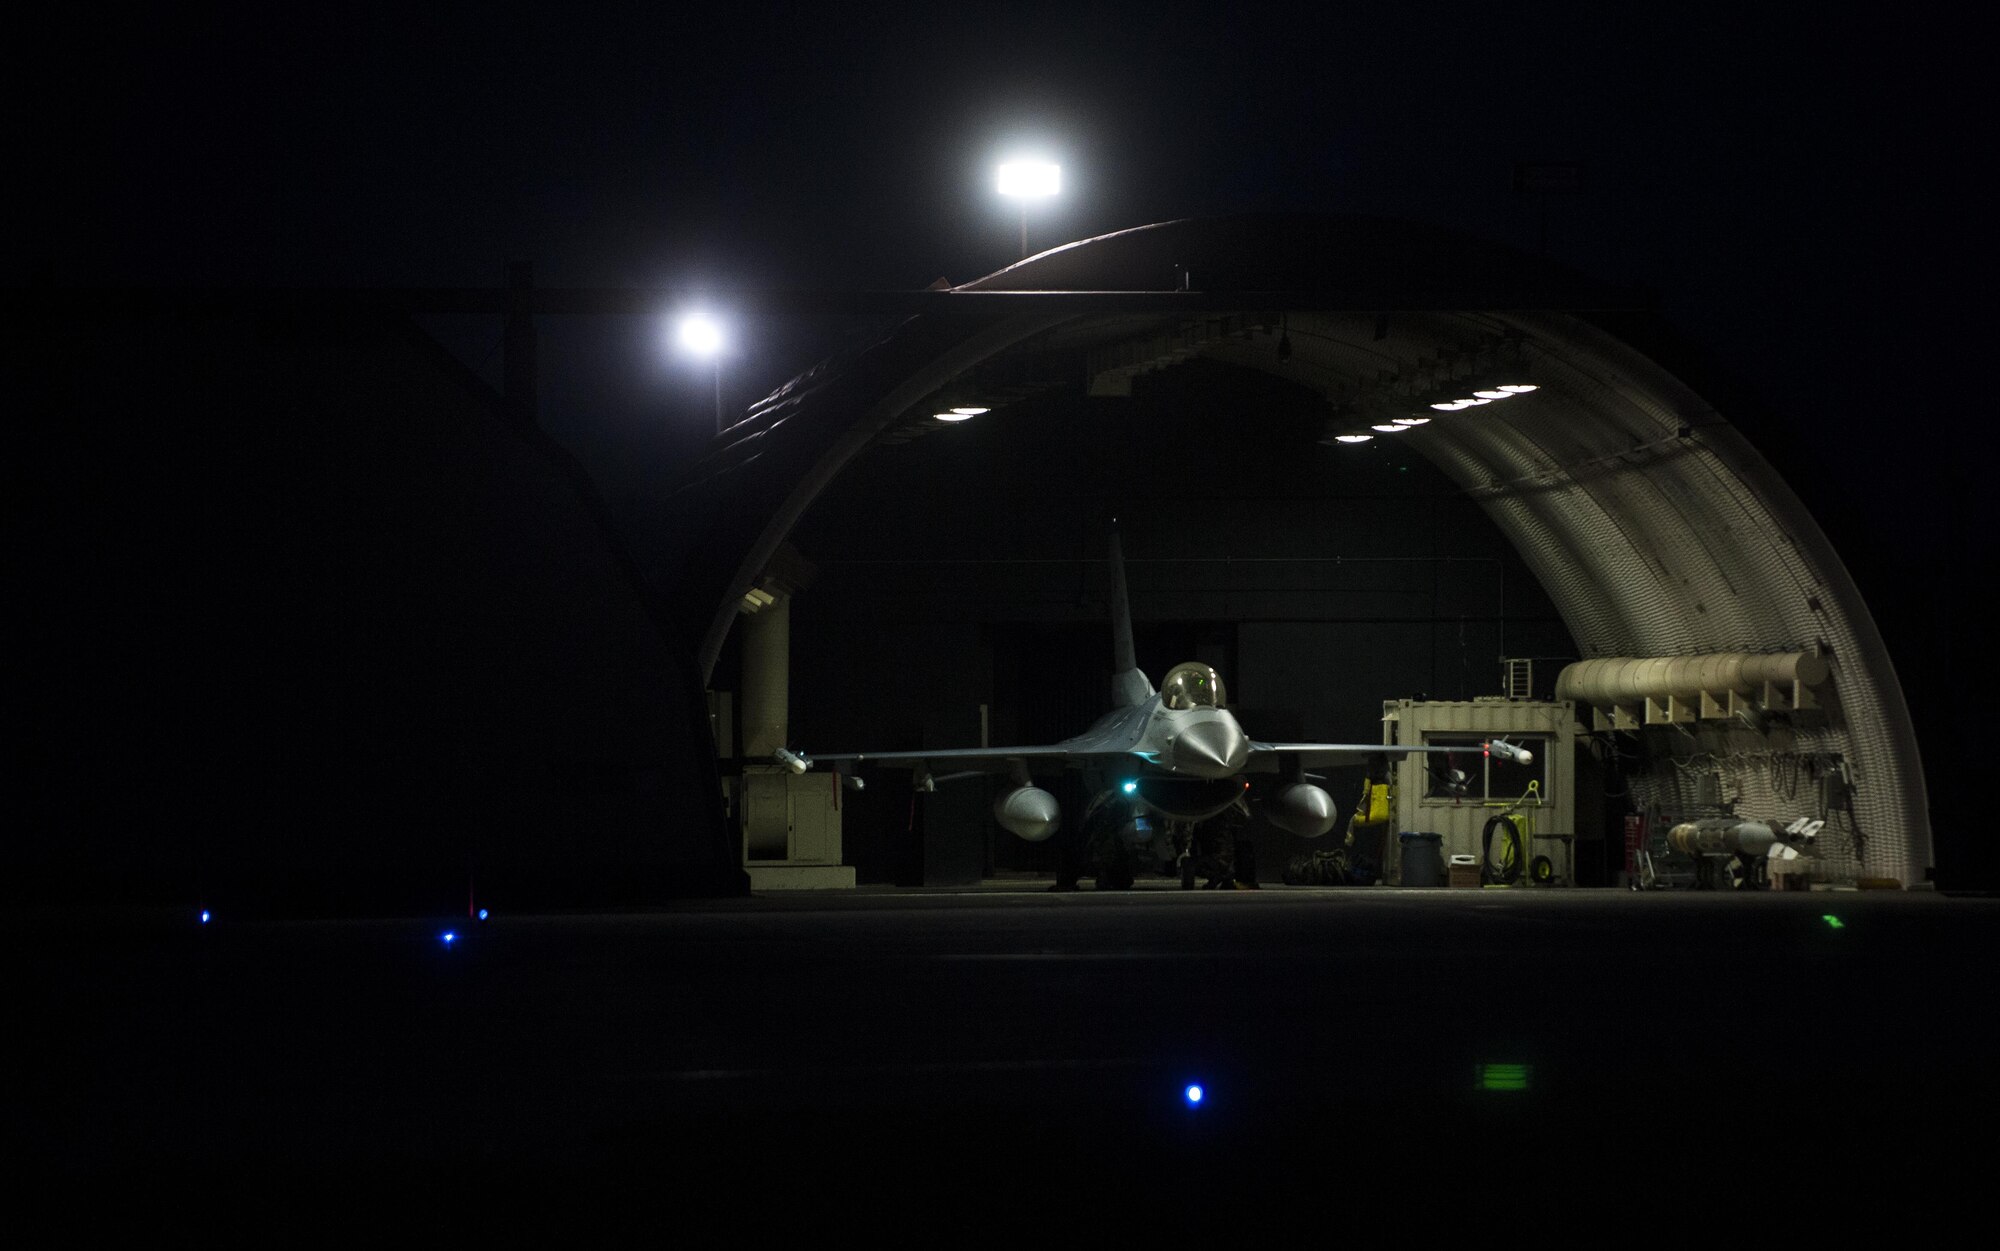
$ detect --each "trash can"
[1399,832,1444,886]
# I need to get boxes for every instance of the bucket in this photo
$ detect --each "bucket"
[1398,832,1445,887]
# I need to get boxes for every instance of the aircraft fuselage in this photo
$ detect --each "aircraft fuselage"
[1064,698,1255,824]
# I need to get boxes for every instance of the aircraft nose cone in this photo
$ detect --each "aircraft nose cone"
[1171,719,1249,777]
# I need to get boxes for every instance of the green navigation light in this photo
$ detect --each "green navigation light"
[1479,1063,1532,1091]
[1822,914,1845,929]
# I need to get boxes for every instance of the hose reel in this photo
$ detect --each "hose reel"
[1481,814,1523,885]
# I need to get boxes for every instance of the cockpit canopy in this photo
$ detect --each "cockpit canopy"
[1160,662,1227,710]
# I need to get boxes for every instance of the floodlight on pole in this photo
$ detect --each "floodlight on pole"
[678,312,723,356]
[676,312,726,433]
[997,160,1061,259]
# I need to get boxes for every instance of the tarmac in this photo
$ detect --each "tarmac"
[9,882,1995,1230]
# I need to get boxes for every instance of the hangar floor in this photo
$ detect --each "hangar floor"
[11,887,1993,1228]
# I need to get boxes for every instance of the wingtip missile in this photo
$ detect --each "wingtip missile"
[1485,739,1533,766]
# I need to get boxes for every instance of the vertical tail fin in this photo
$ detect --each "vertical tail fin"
[1108,525,1155,707]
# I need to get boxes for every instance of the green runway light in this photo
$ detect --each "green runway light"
[1822,914,1845,929]
[1479,1063,1531,1091]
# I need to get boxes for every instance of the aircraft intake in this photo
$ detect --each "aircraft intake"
[993,785,1061,842]
[1263,783,1337,838]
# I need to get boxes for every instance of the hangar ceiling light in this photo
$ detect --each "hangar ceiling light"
[1431,383,1537,412]
[1327,379,1538,445]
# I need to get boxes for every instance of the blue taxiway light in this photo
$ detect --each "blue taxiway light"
[441,931,457,946]
[477,909,489,921]
[1122,780,1139,795]
[199,910,211,924]
[1184,1084,1204,1106]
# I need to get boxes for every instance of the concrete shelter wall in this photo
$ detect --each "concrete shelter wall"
[676,215,1930,885]
[17,312,739,912]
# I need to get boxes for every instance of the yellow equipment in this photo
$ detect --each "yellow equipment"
[1355,782,1391,827]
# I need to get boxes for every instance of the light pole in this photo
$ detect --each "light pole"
[997,160,1060,259]
[677,311,725,433]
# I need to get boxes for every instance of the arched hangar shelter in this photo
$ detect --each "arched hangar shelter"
[672,215,1928,888]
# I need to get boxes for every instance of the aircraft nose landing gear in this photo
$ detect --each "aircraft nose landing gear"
[1180,811,1258,889]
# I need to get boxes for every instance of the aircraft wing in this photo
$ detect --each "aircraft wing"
[809,746,1080,774]
[1244,741,1518,769]
[807,702,1152,775]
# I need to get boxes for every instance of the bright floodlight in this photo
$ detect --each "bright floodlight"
[1371,423,1408,433]
[1473,389,1513,400]
[678,313,723,357]
[998,161,1061,198]
[935,411,974,423]
[1334,434,1373,444]
[1498,384,1538,393]
[950,406,990,416]
[1394,417,1430,426]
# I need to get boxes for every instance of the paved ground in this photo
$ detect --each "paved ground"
[9,884,1994,1229]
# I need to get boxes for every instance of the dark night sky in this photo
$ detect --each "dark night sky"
[26,3,1959,429]
[20,2,1975,643]
[26,3,1940,287]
